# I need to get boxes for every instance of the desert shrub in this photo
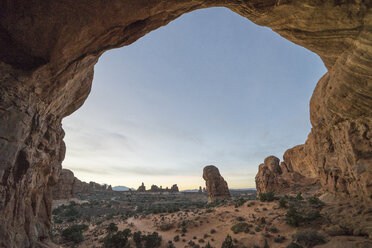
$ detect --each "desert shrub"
[52,207,63,215]
[107,223,118,233]
[203,242,214,248]
[159,223,174,231]
[264,239,270,248]
[259,192,276,202]
[255,226,262,232]
[61,224,88,244]
[173,235,180,242]
[64,207,80,218]
[54,216,63,224]
[231,222,251,234]
[210,229,216,234]
[143,232,162,248]
[133,231,142,247]
[182,227,187,233]
[199,238,205,243]
[234,198,247,207]
[205,208,213,213]
[286,205,304,227]
[268,226,278,233]
[296,193,303,201]
[279,197,287,208]
[286,242,303,248]
[221,234,234,248]
[307,196,325,208]
[103,229,131,248]
[274,235,286,243]
[305,210,321,221]
[236,216,245,221]
[167,241,176,248]
[292,230,326,247]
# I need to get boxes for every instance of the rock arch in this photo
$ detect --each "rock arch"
[0,1,371,247]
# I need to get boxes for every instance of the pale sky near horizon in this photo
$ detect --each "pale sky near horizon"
[62,7,326,190]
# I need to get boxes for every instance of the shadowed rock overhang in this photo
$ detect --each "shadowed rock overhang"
[0,1,371,247]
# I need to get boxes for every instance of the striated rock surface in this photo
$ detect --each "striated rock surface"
[203,165,231,202]
[0,1,371,247]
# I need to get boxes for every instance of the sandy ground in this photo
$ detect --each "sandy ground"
[63,200,371,248]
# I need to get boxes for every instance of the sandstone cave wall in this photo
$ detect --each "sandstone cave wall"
[0,1,371,247]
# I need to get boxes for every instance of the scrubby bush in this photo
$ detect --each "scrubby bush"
[221,234,234,248]
[259,192,276,202]
[286,204,304,227]
[234,198,247,207]
[143,232,162,248]
[167,241,175,248]
[274,235,286,243]
[296,193,303,201]
[231,222,251,234]
[159,223,174,231]
[292,230,326,247]
[61,224,88,244]
[133,231,142,247]
[279,197,287,208]
[107,223,118,233]
[173,235,180,242]
[286,242,303,248]
[307,196,325,208]
[103,229,131,248]
[203,242,214,248]
[210,229,216,234]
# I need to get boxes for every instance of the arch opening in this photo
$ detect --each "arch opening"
[62,8,326,190]
[0,1,371,247]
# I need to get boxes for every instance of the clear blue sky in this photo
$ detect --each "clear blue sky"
[62,7,326,190]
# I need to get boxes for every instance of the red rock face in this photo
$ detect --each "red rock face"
[52,169,75,200]
[255,156,317,195]
[203,165,231,202]
[0,1,371,247]
[52,169,112,200]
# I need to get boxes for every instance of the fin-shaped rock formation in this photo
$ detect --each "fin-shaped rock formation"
[0,1,371,247]
[53,168,112,200]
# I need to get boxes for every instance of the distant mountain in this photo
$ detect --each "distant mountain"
[112,186,135,191]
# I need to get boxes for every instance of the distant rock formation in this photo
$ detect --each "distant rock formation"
[255,156,316,194]
[170,184,179,193]
[52,169,75,200]
[53,169,112,200]
[203,165,231,202]
[137,182,146,192]
[137,183,179,193]
[150,184,160,192]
